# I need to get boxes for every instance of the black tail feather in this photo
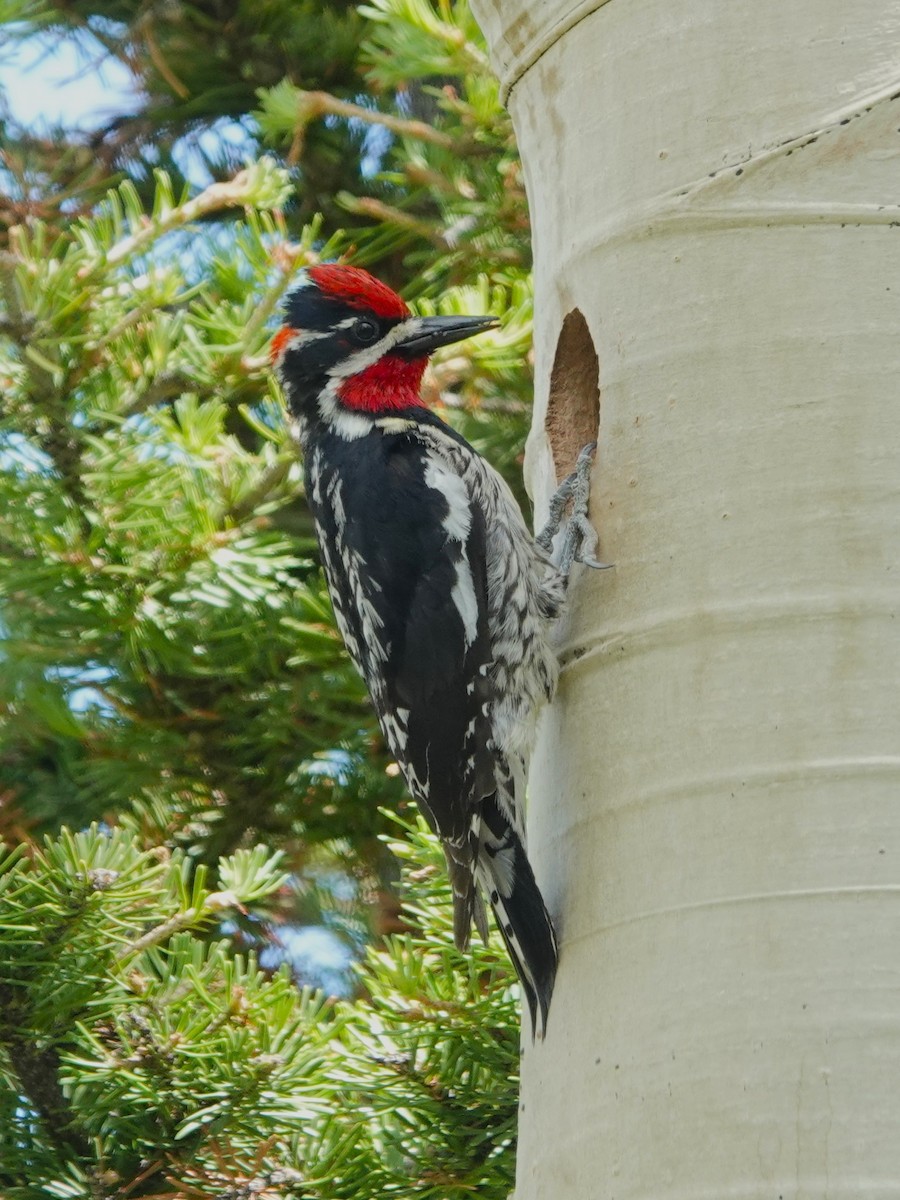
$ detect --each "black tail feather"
[474,794,558,1039]
[445,849,489,948]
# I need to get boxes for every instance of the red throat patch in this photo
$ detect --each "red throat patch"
[307,265,410,319]
[337,355,427,413]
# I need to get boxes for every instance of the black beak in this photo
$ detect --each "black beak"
[394,314,498,359]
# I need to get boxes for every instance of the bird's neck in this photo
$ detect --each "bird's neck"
[335,356,427,414]
[283,357,429,446]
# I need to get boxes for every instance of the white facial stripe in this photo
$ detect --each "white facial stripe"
[325,317,424,382]
[274,328,329,362]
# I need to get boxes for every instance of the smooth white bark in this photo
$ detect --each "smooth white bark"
[472,2,900,1196]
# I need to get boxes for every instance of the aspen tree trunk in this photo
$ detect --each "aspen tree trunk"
[471,2,900,1197]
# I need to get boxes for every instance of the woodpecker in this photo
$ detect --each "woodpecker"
[272,264,602,1037]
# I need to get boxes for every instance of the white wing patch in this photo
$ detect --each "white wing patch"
[451,561,479,648]
[423,455,479,648]
[424,457,471,541]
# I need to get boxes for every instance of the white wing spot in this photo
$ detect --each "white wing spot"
[451,559,479,648]
[423,455,478,646]
[424,457,471,542]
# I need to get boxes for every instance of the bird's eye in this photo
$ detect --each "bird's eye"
[352,317,380,345]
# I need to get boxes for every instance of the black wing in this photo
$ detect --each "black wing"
[310,426,496,848]
[308,425,559,1033]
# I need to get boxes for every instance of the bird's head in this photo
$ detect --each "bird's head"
[271,265,497,423]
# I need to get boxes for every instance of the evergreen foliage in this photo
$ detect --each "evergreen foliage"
[0,0,534,1193]
[0,819,518,1196]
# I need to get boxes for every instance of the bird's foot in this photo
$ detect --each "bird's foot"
[535,442,612,575]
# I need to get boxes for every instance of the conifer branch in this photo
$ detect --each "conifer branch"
[0,246,91,521]
[120,369,193,417]
[114,891,241,964]
[105,163,289,266]
[292,89,456,150]
[340,195,451,248]
[0,251,35,343]
[225,458,293,524]
[0,984,92,1159]
[0,0,531,1189]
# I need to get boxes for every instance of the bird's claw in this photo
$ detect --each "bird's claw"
[537,441,612,574]
[570,513,613,570]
